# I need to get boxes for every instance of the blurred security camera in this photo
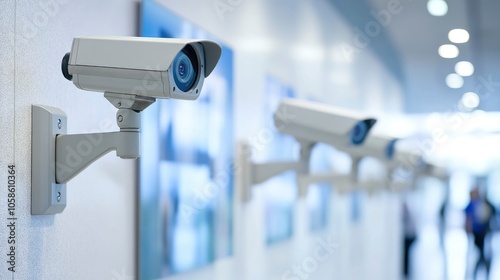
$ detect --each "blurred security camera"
[341,134,399,162]
[274,99,377,147]
[392,148,424,170]
[61,36,222,103]
[422,163,448,180]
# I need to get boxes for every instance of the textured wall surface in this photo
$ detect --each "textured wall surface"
[0,1,17,277]
[0,1,137,279]
[0,1,15,165]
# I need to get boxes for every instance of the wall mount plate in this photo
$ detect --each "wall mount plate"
[237,141,253,203]
[31,105,67,215]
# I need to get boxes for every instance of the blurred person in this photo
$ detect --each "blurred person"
[465,187,496,279]
[439,186,449,279]
[403,198,417,280]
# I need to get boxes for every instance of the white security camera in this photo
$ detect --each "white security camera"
[392,148,423,170]
[341,134,398,162]
[32,36,222,215]
[274,99,376,147]
[61,36,222,102]
[383,147,424,191]
[421,163,448,180]
[238,99,377,202]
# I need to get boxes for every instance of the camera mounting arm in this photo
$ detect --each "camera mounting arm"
[56,93,154,183]
[238,141,301,202]
[296,157,357,195]
[239,138,345,202]
[31,93,155,215]
[238,140,320,203]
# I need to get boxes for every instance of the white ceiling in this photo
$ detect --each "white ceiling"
[338,0,500,113]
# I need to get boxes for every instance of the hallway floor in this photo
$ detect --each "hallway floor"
[412,226,500,280]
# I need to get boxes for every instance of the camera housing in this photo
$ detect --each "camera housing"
[274,99,376,147]
[341,135,399,162]
[62,36,222,101]
[238,99,377,202]
[32,36,222,215]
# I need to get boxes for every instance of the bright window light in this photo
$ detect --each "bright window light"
[446,73,464,89]
[439,44,459,58]
[455,61,474,77]
[449,29,470,44]
[427,0,448,17]
[461,92,480,109]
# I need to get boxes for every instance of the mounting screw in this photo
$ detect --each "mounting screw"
[57,119,62,129]
[117,115,123,122]
[117,102,122,107]
[57,192,61,202]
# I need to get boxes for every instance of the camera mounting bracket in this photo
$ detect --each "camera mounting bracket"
[238,139,318,202]
[31,94,154,215]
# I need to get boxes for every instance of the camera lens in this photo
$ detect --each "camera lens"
[350,119,376,145]
[350,121,368,145]
[385,139,397,160]
[178,63,186,76]
[173,45,199,92]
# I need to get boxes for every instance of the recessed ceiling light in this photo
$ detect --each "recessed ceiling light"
[427,0,448,17]
[439,44,459,58]
[455,61,474,77]
[446,73,464,89]
[449,29,470,44]
[461,92,480,109]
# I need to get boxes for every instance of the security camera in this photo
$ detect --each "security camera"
[341,134,399,162]
[32,36,222,215]
[422,163,448,180]
[61,36,222,102]
[339,135,406,193]
[392,148,423,170]
[274,99,377,147]
[383,147,424,191]
[238,99,377,202]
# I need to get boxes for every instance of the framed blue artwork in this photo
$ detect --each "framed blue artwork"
[139,1,234,279]
[307,143,332,231]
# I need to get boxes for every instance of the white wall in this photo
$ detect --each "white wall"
[0,0,404,279]
[0,1,137,279]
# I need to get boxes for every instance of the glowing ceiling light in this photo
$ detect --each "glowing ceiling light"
[427,0,448,17]
[446,73,464,89]
[455,61,474,77]
[448,29,470,44]
[461,92,480,109]
[439,44,459,58]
